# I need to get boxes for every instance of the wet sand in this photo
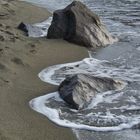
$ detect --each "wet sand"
[0,0,88,139]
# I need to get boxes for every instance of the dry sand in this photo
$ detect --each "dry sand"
[0,0,88,139]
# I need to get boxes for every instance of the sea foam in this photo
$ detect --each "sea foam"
[30,91,140,131]
[30,58,140,131]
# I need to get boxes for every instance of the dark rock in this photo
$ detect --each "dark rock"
[18,22,28,33]
[18,22,42,37]
[47,10,67,38]
[18,17,52,37]
[47,1,117,49]
[18,22,47,37]
[58,74,125,109]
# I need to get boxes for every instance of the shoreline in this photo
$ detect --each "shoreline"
[0,0,88,139]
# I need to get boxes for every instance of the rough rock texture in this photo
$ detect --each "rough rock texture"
[58,74,125,109]
[47,1,117,49]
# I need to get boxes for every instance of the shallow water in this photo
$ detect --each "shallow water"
[24,0,140,139]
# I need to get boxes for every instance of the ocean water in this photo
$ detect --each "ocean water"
[24,0,140,139]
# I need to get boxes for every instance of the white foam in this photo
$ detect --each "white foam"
[38,58,110,86]
[34,57,140,132]
[87,93,105,109]
[30,92,140,131]
[38,58,140,87]
[27,17,52,37]
[87,91,120,109]
[38,60,82,85]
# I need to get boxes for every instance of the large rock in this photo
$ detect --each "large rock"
[47,1,117,49]
[58,74,125,109]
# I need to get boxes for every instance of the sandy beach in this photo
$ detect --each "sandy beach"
[0,0,88,139]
